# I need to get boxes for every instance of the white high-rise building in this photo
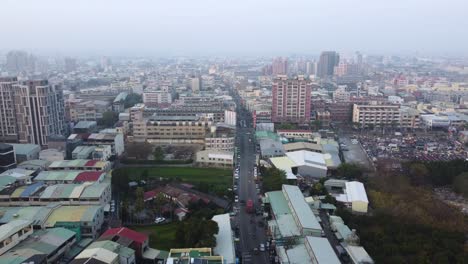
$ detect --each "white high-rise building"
[191,77,200,92]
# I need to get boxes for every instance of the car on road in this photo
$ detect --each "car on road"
[259,243,265,252]
[154,217,165,224]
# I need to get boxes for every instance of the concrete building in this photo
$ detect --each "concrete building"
[0,220,33,255]
[352,103,400,127]
[47,159,111,171]
[69,131,125,156]
[71,240,136,264]
[399,106,420,129]
[113,92,128,112]
[9,143,41,163]
[167,248,223,264]
[325,180,369,213]
[39,149,65,162]
[0,77,19,142]
[72,121,98,134]
[143,89,172,106]
[265,185,341,264]
[212,214,235,264]
[272,75,312,124]
[205,134,235,152]
[0,143,16,172]
[132,115,212,145]
[272,57,288,76]
[259,139,285,158]
[196,150,234,168]
[0,227,76,264]
[65,98,111,122]
[14,80,66,146]
[191,77,200,92]
[317,51,340,78]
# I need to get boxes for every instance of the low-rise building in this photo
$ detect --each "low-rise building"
[0,227,77,264]
[196,150,234,168]
[39,148,65,162]
[132,115,212,145]
[71,240,136,264]
[205,134,235,152]
[0,220,33,255]
[325,180,369,213]
[352,103,400,127]
[9,144,41,163]
[212,214,235,264]
[166,248,224,264]
[47,159,111,171]
[0,143,16,172]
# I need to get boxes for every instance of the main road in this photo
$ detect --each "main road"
[234,107,270,264]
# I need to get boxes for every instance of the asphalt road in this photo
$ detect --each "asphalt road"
[234,109,270,264]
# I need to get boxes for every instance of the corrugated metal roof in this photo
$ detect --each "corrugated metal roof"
[282,185,321,231]
[305,236,340,264]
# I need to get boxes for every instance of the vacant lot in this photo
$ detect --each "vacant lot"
[117,167,232,189]
[131,222,179,250]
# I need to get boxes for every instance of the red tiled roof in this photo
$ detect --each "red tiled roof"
[74,171,103,182]
[85,160,98,167]
[144,191,156,201]
[101,227,148,244]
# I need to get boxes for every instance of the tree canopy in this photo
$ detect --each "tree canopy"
[336,162,364,180]
[260,167,287,192]
[126,142,153,159]
[175,218,219,248]
[97,111,118,127]
[124,93,142,108]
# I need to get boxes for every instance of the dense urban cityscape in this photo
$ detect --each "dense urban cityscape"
[1,1,468,264]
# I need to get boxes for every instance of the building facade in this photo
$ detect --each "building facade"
[0,77,19,142]
[352,103,400,127]
[317,51,340,78]
[14,80,66,146]
[272,75,312,124]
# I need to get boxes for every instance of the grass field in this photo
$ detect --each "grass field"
[130,222,180,250]
[119,167,232,188]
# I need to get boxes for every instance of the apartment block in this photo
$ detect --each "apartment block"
[352,103,400,127]
[272,75,312,124]
[14,80,66,146]
[0,77,19,142]
[132,115,212,144]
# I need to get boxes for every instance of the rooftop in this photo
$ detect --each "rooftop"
[211,214,235,264]
[282,185,322,232]
[9,144,40,155]
[305,236,341,264]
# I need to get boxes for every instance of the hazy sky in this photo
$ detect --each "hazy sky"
[2,0,468,56]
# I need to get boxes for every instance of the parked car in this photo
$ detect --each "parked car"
[259,243,265,252]
[154,217,165,224]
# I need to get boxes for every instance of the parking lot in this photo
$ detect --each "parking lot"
[340,136,374,170]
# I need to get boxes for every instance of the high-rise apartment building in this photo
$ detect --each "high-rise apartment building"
[190,77,200,92]
[6,51,36,74]
[317,51,339,78]
[272,57,288,76]
[14,80,66,146]
[272,75,312,124]
[0,77,19,142]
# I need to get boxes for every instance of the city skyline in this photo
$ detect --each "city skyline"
[1,0,468,56]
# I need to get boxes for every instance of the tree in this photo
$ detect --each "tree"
[98,111,118,127]
[126,142,153,159]
[452,172,468,198]
[277,123,297,130]
[175,218,219,248]
[337,163,364,180]
[111,169,129,193]
[141,170,149,182]
[262,167,287,192]
[310,182,326,196]
[124,93,142,108]
[135,187,145,213]
[408,163,429,186]
[153,193,166,216]
[312,120,322,131]
[153,146,164,161]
